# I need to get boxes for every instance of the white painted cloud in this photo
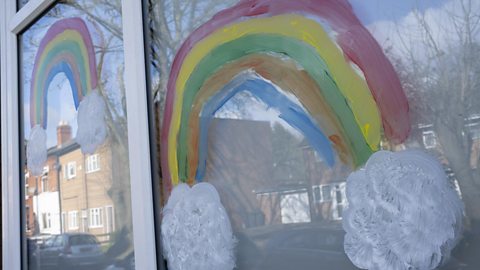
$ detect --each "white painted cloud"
[343,150,463,270]
[162,183,236,270]
[27,125,47,176]
[76,90,107,154]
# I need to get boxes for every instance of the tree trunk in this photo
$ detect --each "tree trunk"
[436,119,480,223]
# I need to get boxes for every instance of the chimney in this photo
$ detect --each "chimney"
[57,121,72,147]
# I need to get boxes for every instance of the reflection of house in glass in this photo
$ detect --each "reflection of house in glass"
[25,160,61,236]
[25,122,116,243]
[204,118,348,231]
[301,142,348,222]
[404,114,480,183]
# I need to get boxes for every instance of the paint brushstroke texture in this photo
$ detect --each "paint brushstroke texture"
[162,183,236,270]
[31,17,97,128]
[343,150,463,270]
[161,0,410,190]
[187,54,354,181]
[27,18,106,175]
[197,73,335,180]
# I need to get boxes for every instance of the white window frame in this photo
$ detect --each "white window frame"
[66,161,77,179]
[313,184,332,203]
[41,165,49,191]
[332,183,347,221]
[41,175,48,192]
[61,211,67,231]
[105,205,115,233]
[422,130,437,149]
[69,211,79,230]
[42,212,52,229]
[0,1,157,269]
[86,154,100,173]
[89,208,104,228]
[24,181,29,200]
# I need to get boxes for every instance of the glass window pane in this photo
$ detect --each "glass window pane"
[20,1,135,269]
[17,0,29,10]
[148,0,480,269]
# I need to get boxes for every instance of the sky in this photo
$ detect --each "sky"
[364,0,480,60]
[22,5,125,148]
[349,0,449,25]
[22,0,468,148]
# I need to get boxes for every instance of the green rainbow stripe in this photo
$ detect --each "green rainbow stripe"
[30,18,97,128]
[186,54,355,182]
[176,34,374,181]
[161,0,410,192]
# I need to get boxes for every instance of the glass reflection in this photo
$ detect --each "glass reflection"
[204,92,356,270]
[21,1,134,269]
[149,0,480,269]
[17,0,29,10]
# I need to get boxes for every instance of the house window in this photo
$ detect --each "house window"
[26,206,30,232]
[41,166,49,192]
[41,176,48,192]
[313,186,321,201]
[313,184,332,203]
[25,173,30,198]
[25,182,29,199]
[86,154,100,173]
[89,208,103,228]
[62,212,67,231]
[422,130,437,149]
[69,211,78,229]
[13,0,144,268]
[42,212,52,229]
[66,162,76,179]
[471,127,480,140]
[332,183,347,220]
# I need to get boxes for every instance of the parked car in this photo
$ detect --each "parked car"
[35,233,106,269]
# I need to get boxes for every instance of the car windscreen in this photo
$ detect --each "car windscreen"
[69,235,98,246]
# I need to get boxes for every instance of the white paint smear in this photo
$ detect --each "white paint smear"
[343,150,463,270]
[27,125,47,176]
[75,90,107,154]
[162,183,236,270]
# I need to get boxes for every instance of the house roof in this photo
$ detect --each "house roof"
[47,140,80,157]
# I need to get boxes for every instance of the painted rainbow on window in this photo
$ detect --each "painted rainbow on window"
[30,17,98,129]
[162,0,410,192]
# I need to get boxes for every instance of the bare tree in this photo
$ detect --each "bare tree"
[391,0,480,222]
[147,0,237,110]
[38,1,246,251]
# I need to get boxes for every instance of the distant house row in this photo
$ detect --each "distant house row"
[416,114,480,169]
[26,115,480,237]
[25,121,116,242]
[203,118,348,231]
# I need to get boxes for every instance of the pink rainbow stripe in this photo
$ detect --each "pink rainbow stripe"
[30,17,97,128]
[161,0,410,189]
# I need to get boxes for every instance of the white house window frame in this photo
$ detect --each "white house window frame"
[422,130,437,149]
[68,211,79,230]
[42,212,52,229]
[41,166,49,191]
[86,154,100,173]
[89,208,104,228]
[331,182,348,221]
[105,205,115,234]
[61,211,67,231]
[313,184,333,203]
[0,1,158,269]
[66,161,77,179]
